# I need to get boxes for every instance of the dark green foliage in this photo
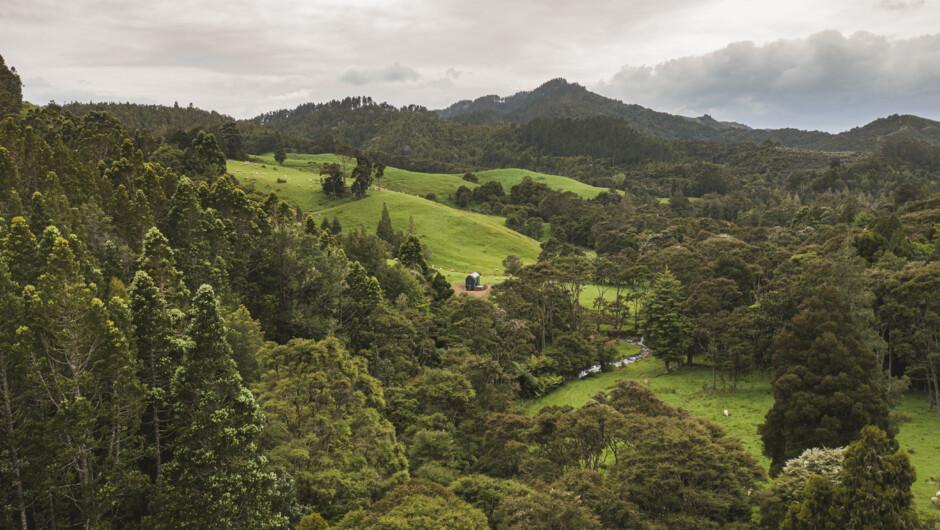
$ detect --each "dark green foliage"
[643,268,691,372]
[881,262,940,418]
[376,202,395,245]
[398,233,427,273]
[350,155,383,199]
[448,474,532,522]
[254,337,407,523]
[13,237,147,527]
[454,185,471,208]
[158,285,281,528]
[320,162,345,198]
[781,426,917,529]
[492,488,602,529]
[336,479,488,529]
[0,54,22,119]
[186,130,227,177]
[129,270,182,478]
[760,286,891,476]
[274,144,287,165]
[219,120,247,160]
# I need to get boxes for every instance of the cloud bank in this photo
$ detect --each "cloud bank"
[597,31,940,132]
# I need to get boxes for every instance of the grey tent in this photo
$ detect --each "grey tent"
[465,272,481,291]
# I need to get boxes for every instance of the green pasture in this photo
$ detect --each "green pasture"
[248,153,616,202]
[312,189,541,274]
[475,167,619,199]
[527,358,940,512]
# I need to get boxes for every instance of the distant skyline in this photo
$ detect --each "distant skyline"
[2,0,939,132]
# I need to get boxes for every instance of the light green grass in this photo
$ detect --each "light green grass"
[228,159,337,212]
[526,359,773,469]
[526,361,940,512]
[525,342,647,414]
[313,189,541,274]
[250,153,616,202]
[895,393,940,513]
[475,168,618,199]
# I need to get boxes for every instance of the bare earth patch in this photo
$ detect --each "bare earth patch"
[452,282,491,297]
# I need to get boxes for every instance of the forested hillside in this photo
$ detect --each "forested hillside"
[437,78,940,151]
[2,49,940,528]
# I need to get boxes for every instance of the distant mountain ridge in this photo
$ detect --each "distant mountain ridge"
[436,78,940,151]
[437,78,752,139]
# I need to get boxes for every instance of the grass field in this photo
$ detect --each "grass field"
[299,187,540,274]
[474,168,619,200]
[246,153,615,203]
[895,393,940,512]
[526,358,940,512]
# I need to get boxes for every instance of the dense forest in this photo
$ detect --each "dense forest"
[2,53,940,528]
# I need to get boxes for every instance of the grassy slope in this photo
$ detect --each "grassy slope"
[895,393,940,512]
[526,360,940,512]
[475,167,617,199]
[314,190,541,273]
[251,153,615,201]
[229,158,541,274]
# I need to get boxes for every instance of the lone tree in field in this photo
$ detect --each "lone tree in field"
[377,203,395,244]
[643,268,691,372]
[274,145,286,165]
[759,286,891,476]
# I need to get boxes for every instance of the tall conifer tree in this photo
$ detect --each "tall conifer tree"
[158,285,280,528]
[643,268,691,372]
[760,286,891,475]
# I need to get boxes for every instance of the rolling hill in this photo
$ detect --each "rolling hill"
[228,158,542,274]
[247,153,617,202]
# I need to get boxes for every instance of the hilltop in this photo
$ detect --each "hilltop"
[437,78,940,151]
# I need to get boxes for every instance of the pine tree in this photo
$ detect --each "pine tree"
[129,270,182,478]
[23,237,146,526]
[304,215,322,236]
[760,286,891,476]
[0,259,29,528]
[331,214,342,234]
[158,285,281,528]
[398,234,428,273]
[1,216,40,287]
[643,268,691,372]
[377,202,395,244]
[138,227,190,308]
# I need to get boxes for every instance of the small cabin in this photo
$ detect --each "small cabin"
[465,272,482,291]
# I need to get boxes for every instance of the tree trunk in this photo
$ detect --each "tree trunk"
[154,413,162,476]
[0,360,28,530]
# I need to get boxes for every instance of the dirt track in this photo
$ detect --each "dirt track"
[452,283,491,297]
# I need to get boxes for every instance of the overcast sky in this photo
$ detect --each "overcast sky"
[2,0,938,132]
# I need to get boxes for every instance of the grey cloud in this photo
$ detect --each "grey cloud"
[597,31,940,132]
[340,64,421,86]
